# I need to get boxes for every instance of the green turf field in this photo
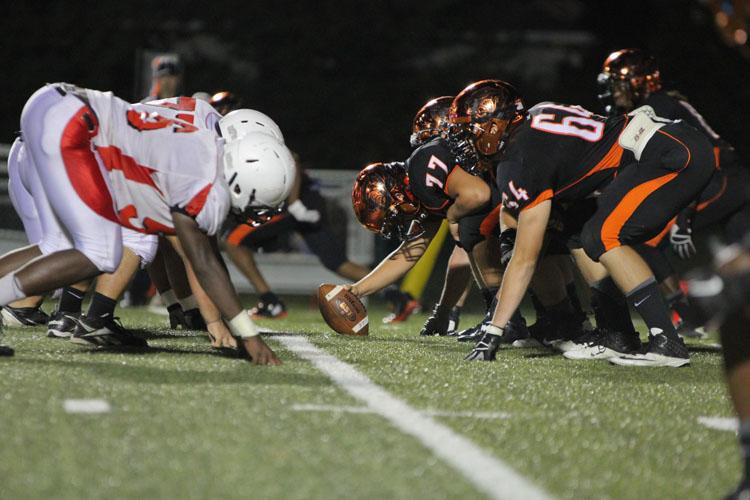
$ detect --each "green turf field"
[0,300,741,499]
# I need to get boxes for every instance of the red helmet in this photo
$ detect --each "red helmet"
[410,96,454,148]
[449,80,525,158]
[352,162,426,240]
[598,49,661,113]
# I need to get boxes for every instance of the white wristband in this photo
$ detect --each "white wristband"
[483,323,505,337]
[228,311,259,338]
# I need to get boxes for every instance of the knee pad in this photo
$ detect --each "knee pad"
[580,220,606,262]
[122,229,159,267]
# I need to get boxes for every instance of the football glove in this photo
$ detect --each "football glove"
[288,199,321,224]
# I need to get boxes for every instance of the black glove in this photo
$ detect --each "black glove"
[420,303,452,336]
[499,228,517,267]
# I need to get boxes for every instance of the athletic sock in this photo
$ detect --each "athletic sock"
[530,292,547,321]
[567,281,585,317]
[179,294,198,311]
[591,278,636,335]
[87,292,117,321]
[626,278,678,340]
[59,286,85,314]
[160,289,179,309]
[741,420,750,480]
[482,288,498,312]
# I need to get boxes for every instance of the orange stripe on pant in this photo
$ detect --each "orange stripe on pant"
[600,172,678,252]
[644,174,727,248]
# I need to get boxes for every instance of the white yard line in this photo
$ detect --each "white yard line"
[291,403,511,420]
[698,416,738,432]
[274,335,552,500]
[63,399,111,414]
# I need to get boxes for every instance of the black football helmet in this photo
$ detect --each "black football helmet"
[449,80,525,168]
[210,91,243,116]
[410,96,454,148]
[352,162,428,241]
[598,49,662,114]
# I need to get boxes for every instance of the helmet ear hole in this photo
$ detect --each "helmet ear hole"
[233,184,241,195]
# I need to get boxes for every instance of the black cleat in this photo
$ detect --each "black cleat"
[610,332,690,367]
[70,315,148,348]
[168,304,185,329]
[420,304,451,336]
[250,293,288,320]
[182,308,207,331]
[563,328,642,360]
[464,331,503,361]
[456,321,486,343]
[1,305,50,327]
[47,311,79,338]
[500,316,530,345]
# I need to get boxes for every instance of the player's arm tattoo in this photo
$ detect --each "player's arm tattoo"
[390,237,429,262]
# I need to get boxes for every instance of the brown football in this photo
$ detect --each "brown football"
[317,284,369,336]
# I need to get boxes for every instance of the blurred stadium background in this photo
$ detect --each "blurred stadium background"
[0,0,748,301]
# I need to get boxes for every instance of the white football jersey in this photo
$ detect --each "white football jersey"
[82,89,229,236]
[141,96,222,135]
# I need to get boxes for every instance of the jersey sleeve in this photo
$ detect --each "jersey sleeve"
[406,140,457,214]
[496,134,555,216]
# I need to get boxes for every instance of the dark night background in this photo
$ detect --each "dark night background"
[1,0,749,170]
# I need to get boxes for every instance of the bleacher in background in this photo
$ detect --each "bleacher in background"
[0,144,374,294]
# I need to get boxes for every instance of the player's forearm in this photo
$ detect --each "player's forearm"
[353,237,429,297]
[490,254,537,328]
[168,234,242,320]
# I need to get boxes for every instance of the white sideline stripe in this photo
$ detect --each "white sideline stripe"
[274,335,552,500]
[291,403,511,420]
[63,399,111,414]
[698,416,738,432]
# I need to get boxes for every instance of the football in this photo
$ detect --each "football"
[317,284,369,336]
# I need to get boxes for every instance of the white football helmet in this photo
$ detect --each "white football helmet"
[219,108,285,144]
[222,132,295,218]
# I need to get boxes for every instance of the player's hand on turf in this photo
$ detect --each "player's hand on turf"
[670,223,696,260]
[242,336,282,365]
[207,321,238,349]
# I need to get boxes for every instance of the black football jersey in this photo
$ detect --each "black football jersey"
[495,102,630,216]
[644,91,737,167]
[406,137,460,216]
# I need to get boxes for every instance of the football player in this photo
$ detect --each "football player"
[685,233,750,499]
[0,83,291,364]
[597,48,750,335]
[408,96,525,341]
[218,108,418,321]
[455,80,715,366]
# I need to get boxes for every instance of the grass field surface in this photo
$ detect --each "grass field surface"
[0,299,740,499]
